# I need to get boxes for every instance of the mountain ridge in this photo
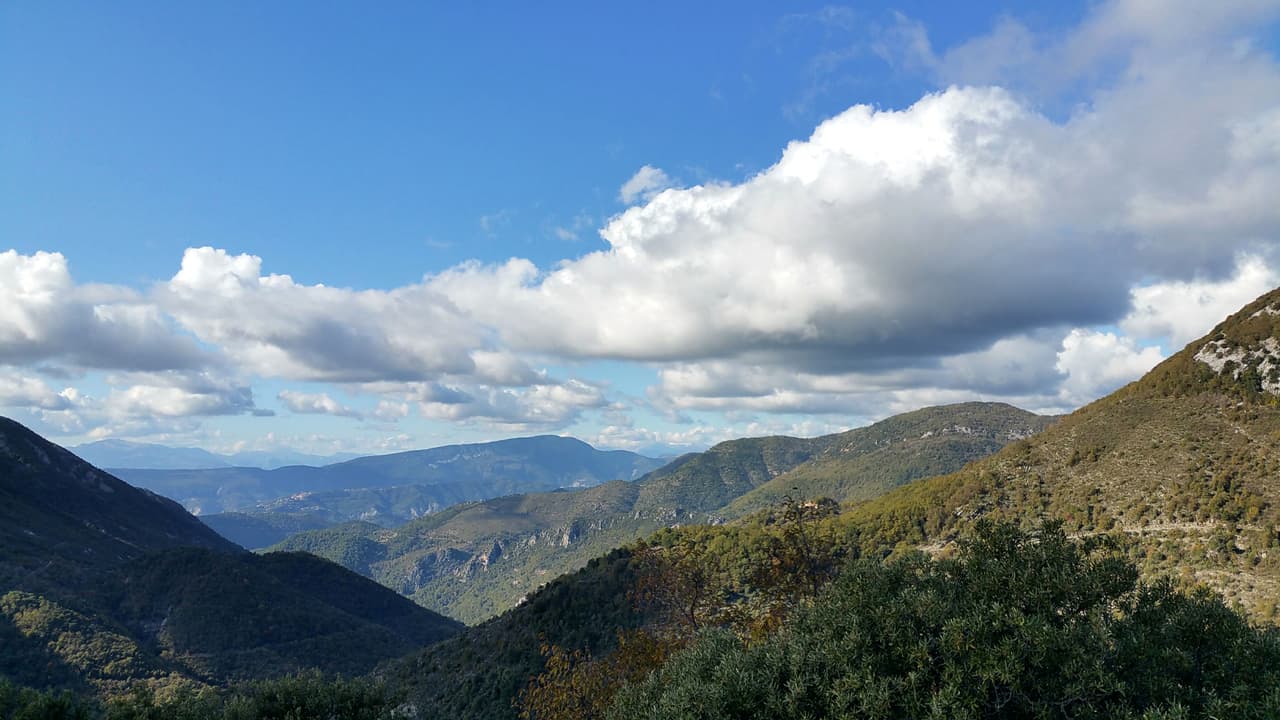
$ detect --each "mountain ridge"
[112,435,664,519]
[276,402,1053,623]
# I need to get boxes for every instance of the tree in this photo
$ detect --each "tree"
[609,521,1280,720]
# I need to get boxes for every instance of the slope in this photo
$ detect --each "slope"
[721,402,1054,517]
[0,416,238,590]
[0,417,462,693]
[836,287,1280,618]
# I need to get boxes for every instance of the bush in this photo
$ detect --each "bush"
[609,521,1280,720]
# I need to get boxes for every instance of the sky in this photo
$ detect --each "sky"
[3,1,1280,458]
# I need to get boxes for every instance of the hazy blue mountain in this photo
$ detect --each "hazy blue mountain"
[114,435,665,517]
[225,448,361,469]
[70,439,232,470]
[70,438,358,471]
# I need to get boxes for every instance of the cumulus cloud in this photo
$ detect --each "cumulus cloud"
[4,368,263,441]
[433,71,1277,369]
[1121,255,1280,348]
[0,250,209,371]
[373,400,410,421]
[646,332,1074,420]
[1054,329,1165,406]
[368,377,609,429]
[619,165,674,204]
[0,372,75,411]
[101,371,260,418]
[278,390,363,419]
[159,247,490,383]
[417,1,1280,418]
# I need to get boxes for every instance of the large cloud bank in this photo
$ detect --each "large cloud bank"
[3,0,1280,444]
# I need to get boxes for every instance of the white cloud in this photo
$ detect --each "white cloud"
[0,250,209,371]
[416,379,608,428]
[0,371,74,411]
[160,247,488,383]
[278,390,362,419]
[421,2,1280,417]
[102,371,260,419]
[1121,254,1280,347]
[373,400,410,421]
[6,369,261,440]
[619,165,674,204]
[1055,329,1165,406]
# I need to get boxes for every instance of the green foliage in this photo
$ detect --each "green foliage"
[0,674,400,720]
[516,631,671,720]
[0,592,158,693]
[387,548,647,720]
[0,679,95,720]
[609,522,1280,720]
[104,673,400,720]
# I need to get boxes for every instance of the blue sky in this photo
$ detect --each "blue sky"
[3,1,1280,457]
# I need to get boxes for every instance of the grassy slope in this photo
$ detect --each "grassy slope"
[721,402,1054,517]
[837,289,1280,618]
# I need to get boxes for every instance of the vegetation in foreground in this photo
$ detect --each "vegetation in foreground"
[0,673,399,720]
[521,521,1280,720]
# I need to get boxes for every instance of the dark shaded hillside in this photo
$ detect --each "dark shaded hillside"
[278,403,1050,623]
[383,548,646,720]
[0,416,239,590]
[113,435,664,518]
[199,510,336,549]
[86,549,462,683]
[0,416,463,694]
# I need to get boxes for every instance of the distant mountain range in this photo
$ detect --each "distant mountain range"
[109,436,664,520]
[274,402,1054,623]
[0,417,461,693]
[70,438,360,470]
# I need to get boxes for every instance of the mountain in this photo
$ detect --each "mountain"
[112,435,665,518]
[199,510,339,550]
[832,287,1280,618]
[0,417,238,587]
[223,448,361,469]
[70,439,231,470]
[720,402,1054,517]
[276,403,1052,623]
[0,417,462,693]
[69,439,358,471]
